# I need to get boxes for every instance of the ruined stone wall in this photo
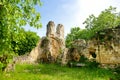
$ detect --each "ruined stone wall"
[96,27,120,64]
[86,27,120,64]
[13,21,120,65]
[64,26,120,65]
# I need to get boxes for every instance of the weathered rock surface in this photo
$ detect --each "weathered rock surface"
[56,24,65,50]
[95,27,120,64]
[13,54,35,64]
[46,21,55,37]
[56,24,64,40]
[13,21,120,67]
[61,39,87,65]
[61,48,68,65]
[72,26,120,65]
[29,21,65,63]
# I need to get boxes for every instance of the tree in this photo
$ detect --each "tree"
[83,6,120,32]
[65,27,94,48]
[66,6,120,48]
[65,27,80,48]
[11,29,40,55]
[0,0,42,70]
[0,0,42,54]
[83,14,96,30]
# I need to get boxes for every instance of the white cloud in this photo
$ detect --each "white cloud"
[60,0,120,36]
[27,0,120,37]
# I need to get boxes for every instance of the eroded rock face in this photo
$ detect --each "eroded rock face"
[29,37,50,62]
[14,21,120,66]
[72,27,120,65]
[56,24,65,50]
[68,48,80,62]
[29,21,65,63]
[94,27,120,64]
[61,48,81,65]
[46,21,55,37]
[13,54,35,64]
[61,48,68,65]
[61,26,120,66]
[61,39,86,65]
[56,24,64,40]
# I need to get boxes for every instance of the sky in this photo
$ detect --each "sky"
[25,0,120,37]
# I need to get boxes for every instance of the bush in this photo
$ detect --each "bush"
[0,53,15,71]
[86,60,100,69]
[112,66,120,80]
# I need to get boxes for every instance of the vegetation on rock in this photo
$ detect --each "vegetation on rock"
[66,6,120,48]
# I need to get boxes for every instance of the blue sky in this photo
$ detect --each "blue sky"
[25,0,120,37]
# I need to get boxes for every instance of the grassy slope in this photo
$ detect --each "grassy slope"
[0,63,115,80]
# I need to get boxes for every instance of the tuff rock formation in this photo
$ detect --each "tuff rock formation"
[46,21,55,37]
[29,21,65,63]
[12,21,65,64]
[61,26,120,66]
[70,26,120,65]
[56,24,64,40]
[95,26,120,64]
[12,21,120,68]
[61,39,87,65]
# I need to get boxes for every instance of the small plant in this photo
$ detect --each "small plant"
[111,65,120,80]
[86,60,100,69]
[79,55,88,63]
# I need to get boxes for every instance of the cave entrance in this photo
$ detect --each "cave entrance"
[88,48,97,58]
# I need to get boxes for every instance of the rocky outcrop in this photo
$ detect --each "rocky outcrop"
[61,39,87,65]
[72,26,120,65]
[56,24,64,40]
[13,21,65,63]
[61,48,68,65]
[29,21,65,63]
[95,27,120,64]
[56,24,65,50]
[13,21,120,66]
[46,21,55,37]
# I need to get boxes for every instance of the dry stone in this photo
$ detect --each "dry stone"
[61,48,69,65]
[29,21,65,63]
[72,26,120,65]
[46,21,55,37]
[61,26,120,67]
[61,47,82,65]
[56,24,65,50]
[56,24,64,40]
[13,21,66,64]
[13,21,120,68]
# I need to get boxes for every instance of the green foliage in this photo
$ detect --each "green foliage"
[66,6,120,48]
[0,54,14,71]
[66,27,94,48]
[65,27,81,48]
[0,0,41,69]
[11,30,40,55]
[0,0,42,55]
[85,60,100,69]
[111,66,120,80]
[83,6,120,36]
[68,55,99,69]
[0,63,115,80]
[79,55,88,63]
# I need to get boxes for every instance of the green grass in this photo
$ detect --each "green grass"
[0,63,115,80]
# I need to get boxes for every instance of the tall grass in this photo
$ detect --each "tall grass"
[0,63,116,80]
